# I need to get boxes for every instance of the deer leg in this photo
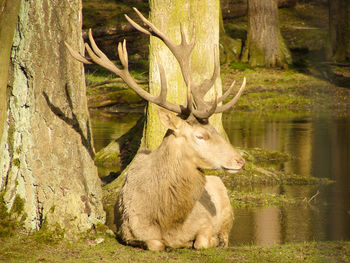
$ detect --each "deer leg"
[217,231,229,247]
[145,239,165,251]
[194,227,213,249]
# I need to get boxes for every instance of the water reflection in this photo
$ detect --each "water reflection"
[224,113,350,246]
[91,112,140,152]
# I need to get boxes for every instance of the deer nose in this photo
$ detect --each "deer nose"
[236,158,245,168]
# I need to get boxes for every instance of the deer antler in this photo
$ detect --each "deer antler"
[65,30,182,114]
[65,8,246,119]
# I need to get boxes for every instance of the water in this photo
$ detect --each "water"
[224,113,350,246]
[91,112,350,246]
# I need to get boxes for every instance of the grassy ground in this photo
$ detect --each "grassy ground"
[1,231,349,263]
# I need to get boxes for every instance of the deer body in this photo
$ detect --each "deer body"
[65,8,246,251]
[115,113,243,250]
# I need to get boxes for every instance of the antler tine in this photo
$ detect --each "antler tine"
[117,41,128,69]
[215,77,247,113]
[179,22,196,50]
[88,29,107,60]
[186,81,193,113]
[194,45,220,97]
[127,8,195,84]
[189,45,220,119]
[218,80,236,103]
[155,52,167,104]
[64,41,93,65]
[126,8,173,47]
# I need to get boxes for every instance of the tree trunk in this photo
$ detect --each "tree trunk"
[0,0,21,153]
[328,0,350,62]
[242,0,291,68]
[0,0,105,236]
[219,4,242,64]
[145,0,226,150]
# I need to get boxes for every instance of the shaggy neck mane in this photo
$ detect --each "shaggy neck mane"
[152,132,206,229]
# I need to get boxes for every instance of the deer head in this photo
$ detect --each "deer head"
[158,108,245,173]
[64,7,246,121]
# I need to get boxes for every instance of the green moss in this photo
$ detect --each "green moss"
[94,147,121,168]
[0,193,24,237]
[30,220,64,244]
[244,148,290,165]
[230,190,297,208]
[12,158,20,167]
[49,205,56,213]
[10,195,24,215]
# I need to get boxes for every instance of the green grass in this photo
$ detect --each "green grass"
[0,231,349,263]
[220,67,350,116]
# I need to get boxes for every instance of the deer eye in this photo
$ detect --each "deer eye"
[196,135,205,140]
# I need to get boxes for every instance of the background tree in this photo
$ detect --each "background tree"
[0,0,105,235]
[242,0,292,67]
[327,0,350,62]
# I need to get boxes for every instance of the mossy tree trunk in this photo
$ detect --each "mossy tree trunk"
[0,0,105,236]
[327,0,350,62]
[242,0,291,68]
[145,0,226,150]
[0,0,21,154]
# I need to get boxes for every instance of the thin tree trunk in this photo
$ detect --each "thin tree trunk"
[219,4,242,64]
[242,0,291,68]
[328,0,350,62]
[0,0,105,236]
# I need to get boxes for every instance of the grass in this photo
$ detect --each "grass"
[0,231,349,263]
[220,66,350,116]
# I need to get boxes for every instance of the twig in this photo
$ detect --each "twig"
[308,190,320,203]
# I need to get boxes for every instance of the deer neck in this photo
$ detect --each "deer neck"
[153,133,206,228]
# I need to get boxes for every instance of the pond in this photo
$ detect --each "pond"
[91,111,350,246]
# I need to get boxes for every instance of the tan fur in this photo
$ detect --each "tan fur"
[114,111,244,250]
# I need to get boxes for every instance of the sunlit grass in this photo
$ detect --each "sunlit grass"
[1,231,349,263]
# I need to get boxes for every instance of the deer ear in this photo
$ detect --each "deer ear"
[158,107,183,131]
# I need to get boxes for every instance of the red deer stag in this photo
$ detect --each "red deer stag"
[65,8,246,251]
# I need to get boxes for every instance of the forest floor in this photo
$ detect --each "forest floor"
[2,1,350,262]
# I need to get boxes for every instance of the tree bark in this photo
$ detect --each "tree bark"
[0,0,105,236]
[242,0,292,68]
[0,0,21,154]
[328,0,350,62]
[145,0,226,150]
